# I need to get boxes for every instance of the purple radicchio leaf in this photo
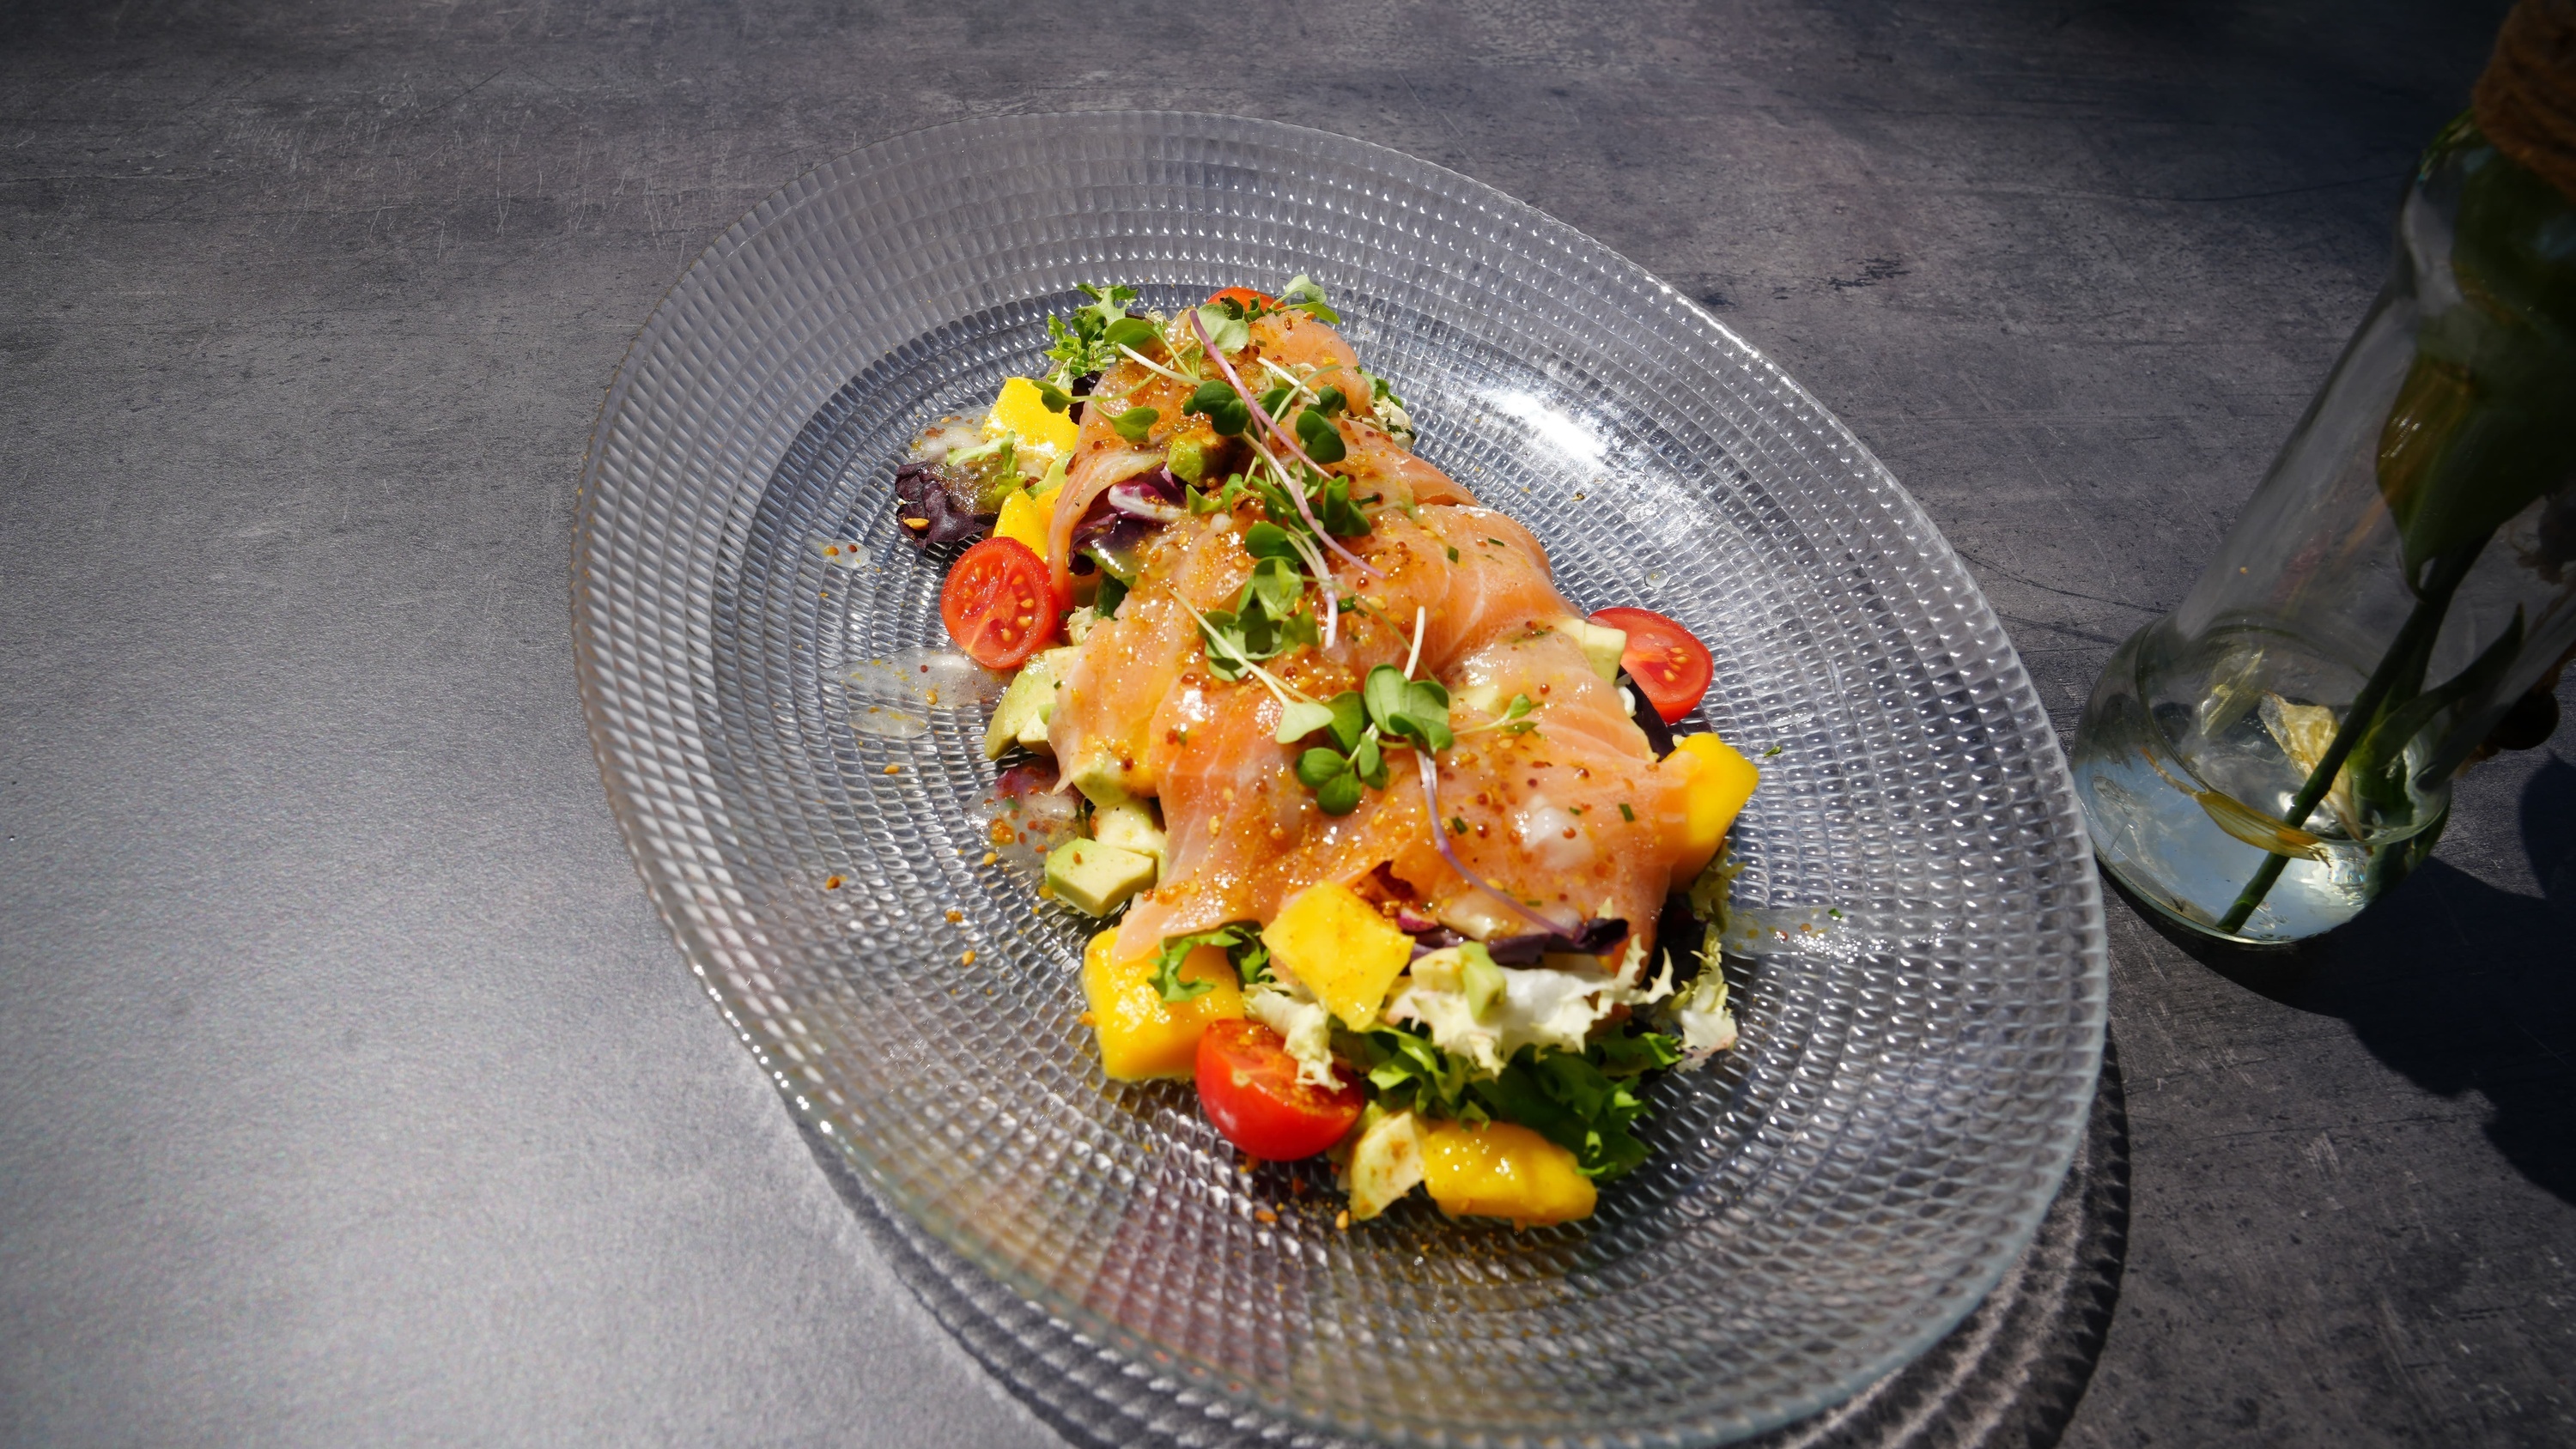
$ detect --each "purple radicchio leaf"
[1481,917,1630,966]
[1069,503,1160,567]
[892,463,990,551]
[1106,476,1186,523]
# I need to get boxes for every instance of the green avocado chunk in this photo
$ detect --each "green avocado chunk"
[982,646,1075,760]
[1089,797,1167,871]
[1556,616,1629,682]
[1043,840,1157,918]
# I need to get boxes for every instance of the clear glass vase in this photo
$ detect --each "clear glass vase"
[2070,111,2576,945]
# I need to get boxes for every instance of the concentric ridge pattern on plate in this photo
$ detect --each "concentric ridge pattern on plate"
[573,112,2109,1448]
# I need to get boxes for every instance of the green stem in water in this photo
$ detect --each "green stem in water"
[2215,543,2484,934]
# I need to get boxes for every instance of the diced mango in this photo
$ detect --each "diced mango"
[1662,732,1759,884]
[1419,1119,1597,1229]
[1081,929,1243,1082]
[993,459,1065,556]
[991,376,1081,454]
[979,378,1072,455]
[1261,881,1413,1028]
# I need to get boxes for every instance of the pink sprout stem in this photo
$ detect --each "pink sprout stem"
[1415,749,1577,937]
[1188,310,1382,581]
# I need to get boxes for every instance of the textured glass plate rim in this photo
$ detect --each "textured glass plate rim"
[572,110,2111,1447]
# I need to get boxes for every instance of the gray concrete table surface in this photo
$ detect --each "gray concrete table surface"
[3,0,2569,1445]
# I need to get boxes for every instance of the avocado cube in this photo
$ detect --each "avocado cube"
[982,647,1074,760]
[1090,797,1167,873]
[1064,748,1136,808]
[1556,616,1628,682]
[1043,840,1157,918]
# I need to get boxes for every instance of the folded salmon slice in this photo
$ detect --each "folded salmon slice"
[1035,305,1694,967]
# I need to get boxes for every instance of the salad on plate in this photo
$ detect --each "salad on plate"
[895,280,1759,1229]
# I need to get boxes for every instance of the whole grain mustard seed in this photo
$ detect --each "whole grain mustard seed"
[883,763,902,775]
[960,949,976,966]
[1255,1209,1278,1225]
[823,875,845,890]
[1078,1010,1097,1026]
[944,908,963,923]
[980,851,998,865]
[1335,1210,1352,1231]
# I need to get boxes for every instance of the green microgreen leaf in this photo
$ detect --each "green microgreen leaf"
[1312,385,1346,417]
[1313,473,1370,537]
[1363,665,1410,736]
[1257,384,1294,420]
[1242,555,1304,620]
[1294,407,1347,464]
[1364,664,1452,752]
[1192,304,1251,356]
[1196,608,1249,680]
[1351,732,1388,787]
[1241,520,1301,561]
[1297,748,1364,815]
[1276,699,1337,745]
[1186,379,1250,437]
[1275,274,1340,324]
[1325,691,1365,753]
[1034,379,1075,413]
[1095,572,1128,618]
[1109,406,1159,445]
[1103,316,1162,353]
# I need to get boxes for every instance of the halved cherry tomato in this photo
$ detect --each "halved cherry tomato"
[1194,1019,1364,1161]
[940,537,1059,670]
[1205,287,1274,311]
[1593,606,1714,724]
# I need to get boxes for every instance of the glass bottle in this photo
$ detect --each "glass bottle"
[2069,3,2576,945]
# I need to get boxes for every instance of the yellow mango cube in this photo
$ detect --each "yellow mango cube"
[991,376,1081,454]
[1081,929,1242,1082]
[1662,732,1759,883]
[1420,1119,1597,1229]
[1260,881,1413,1028]
[993,469,1063,557]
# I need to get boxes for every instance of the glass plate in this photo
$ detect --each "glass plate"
[573,112,2108,1448]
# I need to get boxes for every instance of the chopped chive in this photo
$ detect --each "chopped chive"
[1618,803,1636,822]
[1444,545,1460,562]
[1763,744,1783,757]
[1448,816,1469,835]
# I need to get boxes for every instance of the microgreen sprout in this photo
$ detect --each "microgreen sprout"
[1109,406,1159,444]
[1166,588,1316,715]
[1274,275,1340,323]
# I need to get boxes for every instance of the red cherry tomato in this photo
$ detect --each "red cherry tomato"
[1592,606,1714,724]
[1205,287,1275,311]
[1194,1019,1364,1161]
[939,537,1059,670]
